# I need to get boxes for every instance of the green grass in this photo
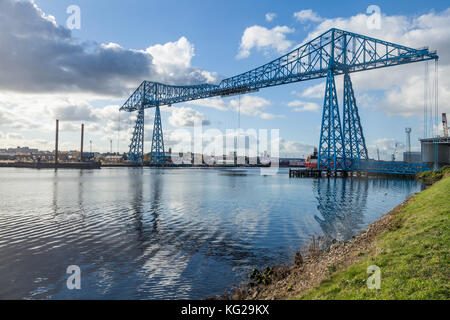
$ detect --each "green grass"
[417,165,450,185]
[297,175,450,300]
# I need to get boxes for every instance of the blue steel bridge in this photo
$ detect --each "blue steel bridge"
[120,28,438,174]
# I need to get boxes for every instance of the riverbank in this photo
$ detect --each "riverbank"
[0,161,101,169]
[236,171,449,300]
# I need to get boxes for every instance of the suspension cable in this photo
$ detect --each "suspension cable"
[435,59,439,137]
[238,94,241,130]
[117,110,120,154]
[424,61,428,138]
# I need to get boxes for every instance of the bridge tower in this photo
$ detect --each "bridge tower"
[121,29,437,174]
[318,31,368,172]
[342,73,368,169]
[318,72,368,172]
[318,69,345,171]
[128,104,145,163]
[149,103,166,165]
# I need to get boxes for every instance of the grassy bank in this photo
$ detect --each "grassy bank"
[416,165,450,185]
[243,173,450,300]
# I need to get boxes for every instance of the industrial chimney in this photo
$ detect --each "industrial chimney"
[55,119,59,168]
[80,123,84,162]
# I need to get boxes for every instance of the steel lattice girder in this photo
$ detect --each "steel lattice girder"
[128,105,145,163]
[318,70,345,171]
[121,28,438,172]
[342,73,368,170]
[359,160,430,175]
[120,28,438,112]
[149,105,166,165]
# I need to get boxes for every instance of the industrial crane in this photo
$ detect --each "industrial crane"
[121,28,438,174]
[391,142,398,162]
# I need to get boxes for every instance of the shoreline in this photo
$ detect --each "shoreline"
[229,168,449,300]
[0,162,273,169]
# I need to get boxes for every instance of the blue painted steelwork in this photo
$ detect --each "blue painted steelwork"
[120,28,438,172]
[359,160,430,175]
[318,70,345,171]
[128,104,145,163]
[342,73,368,170]
[150,104,165,165]
[121,29,437,112]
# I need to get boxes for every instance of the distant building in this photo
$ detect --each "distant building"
[420,137,450,167]
[81,152,96,160]
[0,154,15,160]
[279,158,305,167]
[104,155,123,163]
[403,152,421,163]
[7,146,39,154]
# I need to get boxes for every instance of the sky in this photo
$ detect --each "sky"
[0,0,449,159]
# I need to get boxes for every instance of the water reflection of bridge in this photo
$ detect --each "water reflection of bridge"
[313,178,368,242]
[129,168,162,241]
[313,178,420,242]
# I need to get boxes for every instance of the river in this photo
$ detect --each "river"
[0,167,423,299]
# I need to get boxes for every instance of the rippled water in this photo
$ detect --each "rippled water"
[0,167,423,299]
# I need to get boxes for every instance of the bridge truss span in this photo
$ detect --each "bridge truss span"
[120,28,438,173]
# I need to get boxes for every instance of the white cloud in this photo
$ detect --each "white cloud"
[293,10,323,23]
[303,9,450,64]
[186,95,280,120]
[146,37,193,69]
[186,98,228,111]
[298,82,325,99]
[265,13,276,22]
[0,0,216,96]
[287,100,320,112]
[237,25,294,59]
[169,107,210,127]
[367,138,405,161]
[229,95,282,119]
[298,9,450,118]
[143,37,217,85]
[50,102,99,122]
[0,100,42,130]
[277,138,315,158]
[260,112,284,119]
[7,132,24,140]
[0,91,137,151]
[0,0,220,152]
[60,122,81,132]
[229,95,271,116]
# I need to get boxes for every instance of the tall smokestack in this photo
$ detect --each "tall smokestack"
[55,119,59,167]
[80,123,84,162]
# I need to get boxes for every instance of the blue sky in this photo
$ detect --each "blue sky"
[0,0,449,159]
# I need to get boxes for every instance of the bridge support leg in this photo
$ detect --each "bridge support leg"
[318,70,345,172]
[342,73,368,170]
[128,104,145,164]
[150,104,166,166]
